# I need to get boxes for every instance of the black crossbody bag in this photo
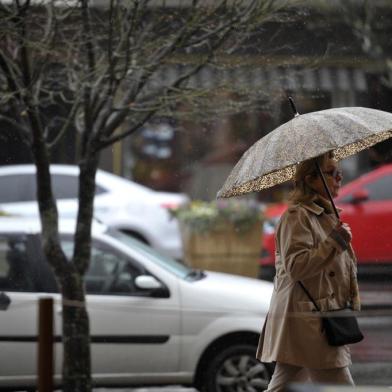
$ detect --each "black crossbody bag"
[298,281,364,347]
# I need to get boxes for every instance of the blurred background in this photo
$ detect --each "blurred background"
[1,0,392,202]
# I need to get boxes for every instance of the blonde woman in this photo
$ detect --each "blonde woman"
[256,152,361,391]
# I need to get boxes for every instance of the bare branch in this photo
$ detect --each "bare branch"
[96,110,156,151]
[47,97,82,151]
[80,0,98,157]
[96,18,235,149]
[0,114,30,139]
[0,49,23,102]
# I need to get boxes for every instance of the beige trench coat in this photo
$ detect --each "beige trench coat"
[256,197,359,369]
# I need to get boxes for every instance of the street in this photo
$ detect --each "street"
[94,363,392,391]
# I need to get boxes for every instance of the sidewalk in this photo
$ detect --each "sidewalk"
[95,388,196,392]
[93,362,392,392]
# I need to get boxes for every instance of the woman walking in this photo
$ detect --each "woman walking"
[256,152,361,391]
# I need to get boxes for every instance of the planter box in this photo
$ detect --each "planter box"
[180,222,262,278]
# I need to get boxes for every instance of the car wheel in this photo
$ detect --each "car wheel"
[201,344,272,392]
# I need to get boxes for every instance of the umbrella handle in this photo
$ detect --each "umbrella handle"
[315,161,340,220]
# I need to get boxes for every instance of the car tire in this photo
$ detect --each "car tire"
[201,343,273,392]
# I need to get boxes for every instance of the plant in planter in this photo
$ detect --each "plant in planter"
[170,200,264,278]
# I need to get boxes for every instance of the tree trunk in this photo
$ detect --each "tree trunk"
[59,154,99,392]
[61,269,91,392]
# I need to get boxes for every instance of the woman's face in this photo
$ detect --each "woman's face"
[307,157,342,198]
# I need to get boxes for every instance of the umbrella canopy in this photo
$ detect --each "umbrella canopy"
[217,107,392,199]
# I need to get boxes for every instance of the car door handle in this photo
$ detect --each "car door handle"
[0,292,11,311]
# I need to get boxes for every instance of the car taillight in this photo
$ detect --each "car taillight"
[160,202,181,210]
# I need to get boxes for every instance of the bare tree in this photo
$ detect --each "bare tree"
[336,0,392,87]
[0,0,288,390]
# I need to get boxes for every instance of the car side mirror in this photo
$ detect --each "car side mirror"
[0,292,11,311]
[351,189,369,204]
[135,275,163,290]
[134,275,169,298]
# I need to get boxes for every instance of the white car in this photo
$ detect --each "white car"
[0,164,188,259]
[0,217,273,391]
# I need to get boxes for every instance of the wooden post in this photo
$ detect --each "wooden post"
[38,297,54,392]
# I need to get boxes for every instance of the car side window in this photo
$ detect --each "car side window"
[61,240,143,295]
[51,174,107,199]
[0,236,37,292]
[0,171,107,204]
[0,174,35,203]
[87,247,142,294]
[364,175,392,201]
[51,174,79,199]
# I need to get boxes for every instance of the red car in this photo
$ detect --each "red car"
[259,164,392,281]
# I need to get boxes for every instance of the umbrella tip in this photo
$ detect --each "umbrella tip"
[288,96,300,117]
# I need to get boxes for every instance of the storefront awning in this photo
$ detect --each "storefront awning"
[153,65,368,93]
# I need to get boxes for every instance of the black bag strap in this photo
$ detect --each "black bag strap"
[298,281,320,312]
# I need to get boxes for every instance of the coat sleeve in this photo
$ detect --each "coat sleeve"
[277,208,345,281]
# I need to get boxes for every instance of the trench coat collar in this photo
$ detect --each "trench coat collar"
[298,195,342,216]
[301,201,324,215]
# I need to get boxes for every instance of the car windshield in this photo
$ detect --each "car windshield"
[106,228,194,279]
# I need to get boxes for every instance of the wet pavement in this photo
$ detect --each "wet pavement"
[351,281,392,364]
[94,361,392,391]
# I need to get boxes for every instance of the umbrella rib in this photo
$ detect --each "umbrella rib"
[239,130,275,189]
[261,120,293,177]
[257,133,274,180]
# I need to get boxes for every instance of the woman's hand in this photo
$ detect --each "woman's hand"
[335,221,352,243]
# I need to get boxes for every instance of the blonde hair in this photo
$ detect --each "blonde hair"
[290,151,334,204]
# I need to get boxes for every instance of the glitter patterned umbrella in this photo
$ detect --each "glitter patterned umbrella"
[217,104,392,210]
